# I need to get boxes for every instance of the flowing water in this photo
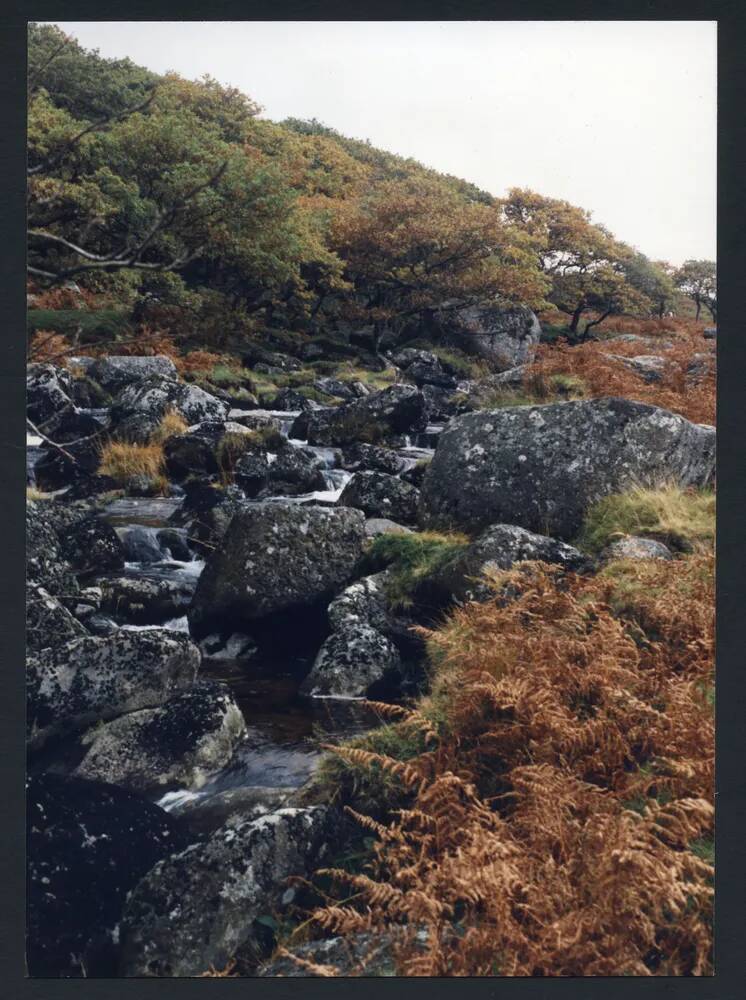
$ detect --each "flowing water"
[91,410,439,817]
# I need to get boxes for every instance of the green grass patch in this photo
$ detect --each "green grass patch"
[577,485,715,554]
[366,530,470,608]
[27,307,132,343]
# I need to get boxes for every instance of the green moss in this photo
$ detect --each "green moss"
[366,530,470,608]
[577,486,715,554]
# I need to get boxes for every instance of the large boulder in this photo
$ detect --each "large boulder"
[441,303,542,371]
[119,806,332,976]
[188,503,366,638]
[27,773,189,977]
[88,355,177,393]
[27,630,200,750]
[291,384,426,447]
[74,681,247,794]
[419,398,716,539]
[112,375,229,442]
[338,470,419,524]
[341,442,405,475]
[417,523,590,609]
[300,623,401,698]
[266,444,326,496]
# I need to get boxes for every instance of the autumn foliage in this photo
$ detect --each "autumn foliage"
[307,557,714,976]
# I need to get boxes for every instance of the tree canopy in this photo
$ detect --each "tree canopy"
[27,24,710,351]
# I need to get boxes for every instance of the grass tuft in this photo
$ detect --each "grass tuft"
[577,485,715,554]
[367,530,470,608]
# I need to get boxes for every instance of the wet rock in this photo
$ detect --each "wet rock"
[26,772,189,978]
[88,355,177,394]
[27,582,87,652]
[418,523,590,609]
[292,384,426,447]
[233,448,270,497]
[172,786,292,838]
[338,471,420,524]
[27,363,74,432]
[119,806,332,977]
[112,375,229,442]
[266,444,326,496]
[341,442,405,475]
[74,681,247,794]
[27,630,200,750]
[156,528,193,562]
[300,624,401,698]
[188,503,366,638]
[99,576,194,625]
[441,303,541,370]
[419,398,716,539]
[171,483,251,550]
[84,613,120,637]
[364,517,414,539]
[601,536,674,562]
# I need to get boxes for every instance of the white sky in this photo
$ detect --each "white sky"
[51,20,717,266]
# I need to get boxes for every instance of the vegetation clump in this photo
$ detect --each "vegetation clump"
[304,556,714,976]
[577,485,715,554]
[365,530,470,608]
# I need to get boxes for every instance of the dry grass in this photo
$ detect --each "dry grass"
[97,440,166,485]
[148,408,189,444]
[304,556,714,976]
[577,485,715,554]
[524,323,715,425]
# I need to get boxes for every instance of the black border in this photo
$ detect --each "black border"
[2,3,744,998]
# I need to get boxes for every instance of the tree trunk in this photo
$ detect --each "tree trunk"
[569,303,585,335]
[695,296,701,321]
[581,310,612,340]
[705,299,717,322]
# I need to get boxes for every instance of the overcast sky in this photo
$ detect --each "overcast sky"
[51,20,717,266]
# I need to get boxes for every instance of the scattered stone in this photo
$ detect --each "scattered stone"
[112,375,229,442]
[291,384,426,447]
[419,398,716,538]
[267,444,326,495]
[300,623,401,698]
[233,448,270,497]
[27,582,87,652]
[703,327,717,340]
[601,536,674,562]
[364,517,414,539]
[99,576,195,625]
[199,631,258,662]
[88,355,177,393]
[603,353,666,383]
[341,442,405,475]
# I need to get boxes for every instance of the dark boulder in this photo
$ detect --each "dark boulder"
[419,398,716,539]
[417,523,590,609]
[268,387,319,412]
[233,448,270,497]
[27,630,200,750]
[291,384,426,447]
[266,444,326,496]
[74,680,247,794]
[26,501,78,596]
[119,806,332,977]
[27,772,189,977]
[188,503,366,639]
[338,471,420,524]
